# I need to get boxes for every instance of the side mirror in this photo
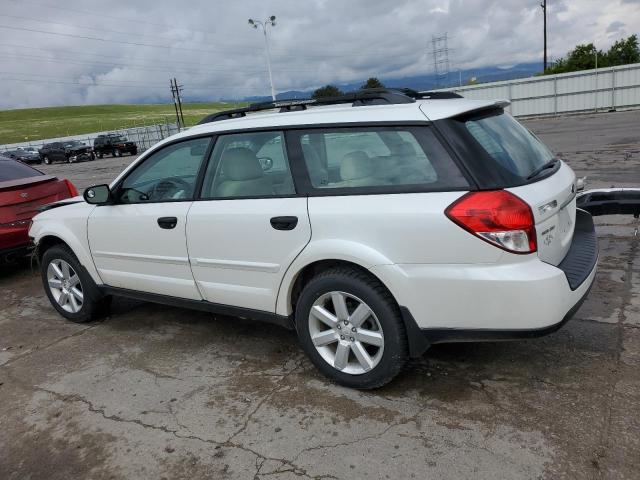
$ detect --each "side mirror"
[84,184,111,205]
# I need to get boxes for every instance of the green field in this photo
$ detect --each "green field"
[0,102,246,145]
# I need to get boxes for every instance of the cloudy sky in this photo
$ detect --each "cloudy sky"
[1,0,638,109]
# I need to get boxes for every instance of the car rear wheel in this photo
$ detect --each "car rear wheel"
[43,155,51,165]
[97,152,103,159]
[41,245,107,323]
[295,267,408,389]
[67,156,73,163]
[114,149,122,157]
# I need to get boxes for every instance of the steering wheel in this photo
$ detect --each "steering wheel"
[148,177,192,200]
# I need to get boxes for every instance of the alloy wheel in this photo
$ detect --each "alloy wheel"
[308,291,384,375]
[47,259,84,313]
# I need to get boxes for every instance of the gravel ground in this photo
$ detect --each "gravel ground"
[1,110,639,479]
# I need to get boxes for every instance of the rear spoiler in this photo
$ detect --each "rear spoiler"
[577,188,640,218]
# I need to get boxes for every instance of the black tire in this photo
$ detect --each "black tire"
[295,267,408,389]
[131,149,138,156]
[41,245,107,323]
[43,155,51,165]
[67,155,73,163]
[114,149,122,157]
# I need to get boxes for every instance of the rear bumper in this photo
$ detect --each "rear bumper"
[577,187,640,218]
[371,210,599,357]
[0,243,33,262]
[0,225,30,252]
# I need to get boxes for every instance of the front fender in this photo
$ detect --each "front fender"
[275,239,394,316]
[29,203,101,284]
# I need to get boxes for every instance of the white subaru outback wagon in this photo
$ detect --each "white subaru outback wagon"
[30,89,600,388]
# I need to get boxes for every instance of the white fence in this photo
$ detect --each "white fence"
[438,62,640,117]
[1,123,181,154]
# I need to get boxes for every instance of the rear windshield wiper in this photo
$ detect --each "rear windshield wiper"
[526,158,559,180]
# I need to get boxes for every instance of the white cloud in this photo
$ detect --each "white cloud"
[0,0,637,108]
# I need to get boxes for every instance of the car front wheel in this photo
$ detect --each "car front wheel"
[41,245,107,323]
[42,155,50,164]
[295,267,408,389]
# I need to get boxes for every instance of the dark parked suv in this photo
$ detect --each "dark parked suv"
[93,134,138,158]
[39,141,94,164]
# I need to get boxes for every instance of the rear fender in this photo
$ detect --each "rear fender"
[275,239,394,317]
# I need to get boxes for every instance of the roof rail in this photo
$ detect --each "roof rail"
[197,89,417,125]
[197,88,462,125]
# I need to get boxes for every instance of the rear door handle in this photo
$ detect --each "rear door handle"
[270,216,298,231]
[157,217,178,229]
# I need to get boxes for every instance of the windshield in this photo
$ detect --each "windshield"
[110,136,127,142]
[64,141,85,147]
[463,110,555,180]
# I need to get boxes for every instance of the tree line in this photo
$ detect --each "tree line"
[312,35,639,96]
[312,77,384,99]
[544,34,639,74]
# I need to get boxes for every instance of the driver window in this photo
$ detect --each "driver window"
[119,137,210,203]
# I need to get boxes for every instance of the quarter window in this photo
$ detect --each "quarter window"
[118,137,210,203]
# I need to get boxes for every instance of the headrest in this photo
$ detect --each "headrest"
[395,141,416,156]
[221,147,263,181]
[340,151,374,181]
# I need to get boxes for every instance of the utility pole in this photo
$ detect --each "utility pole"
[541,0,547,71]
[175,78,185,127]
[169,78,185,130]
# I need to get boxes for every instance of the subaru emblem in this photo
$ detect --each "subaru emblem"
[20,192,28,198]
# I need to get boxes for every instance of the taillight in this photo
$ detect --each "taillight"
[63,179,79,197]
[445,190,537,254]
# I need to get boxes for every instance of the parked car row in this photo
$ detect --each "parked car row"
[2,134,139,166]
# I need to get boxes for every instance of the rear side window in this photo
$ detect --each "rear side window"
[0,159,41,181]
[462,110,554,179]
[290,126,468,192]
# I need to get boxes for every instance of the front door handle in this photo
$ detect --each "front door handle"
[270,216,298,231]
[157,217,178,229]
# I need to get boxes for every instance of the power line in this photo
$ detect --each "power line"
[0,45,323,74]
[0,13,264,54]
[0,52,271,77]
[0,76,268,93]
[9,0,390,54]
[0,24,255,55]
[0,17,423,60]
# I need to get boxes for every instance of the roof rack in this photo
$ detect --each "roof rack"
[197,88,462,125]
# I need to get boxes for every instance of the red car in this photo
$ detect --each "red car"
[0,156,78,262]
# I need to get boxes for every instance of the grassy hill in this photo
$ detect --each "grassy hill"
[0,102,245,145]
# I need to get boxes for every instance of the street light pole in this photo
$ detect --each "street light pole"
[541,0,547,71]
[248,16,277,101]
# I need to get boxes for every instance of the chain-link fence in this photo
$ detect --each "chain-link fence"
[0,123,182,155]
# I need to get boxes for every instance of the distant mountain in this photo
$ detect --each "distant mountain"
[236,62,542,103]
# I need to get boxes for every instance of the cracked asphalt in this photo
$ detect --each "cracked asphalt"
[1,110,639,479]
